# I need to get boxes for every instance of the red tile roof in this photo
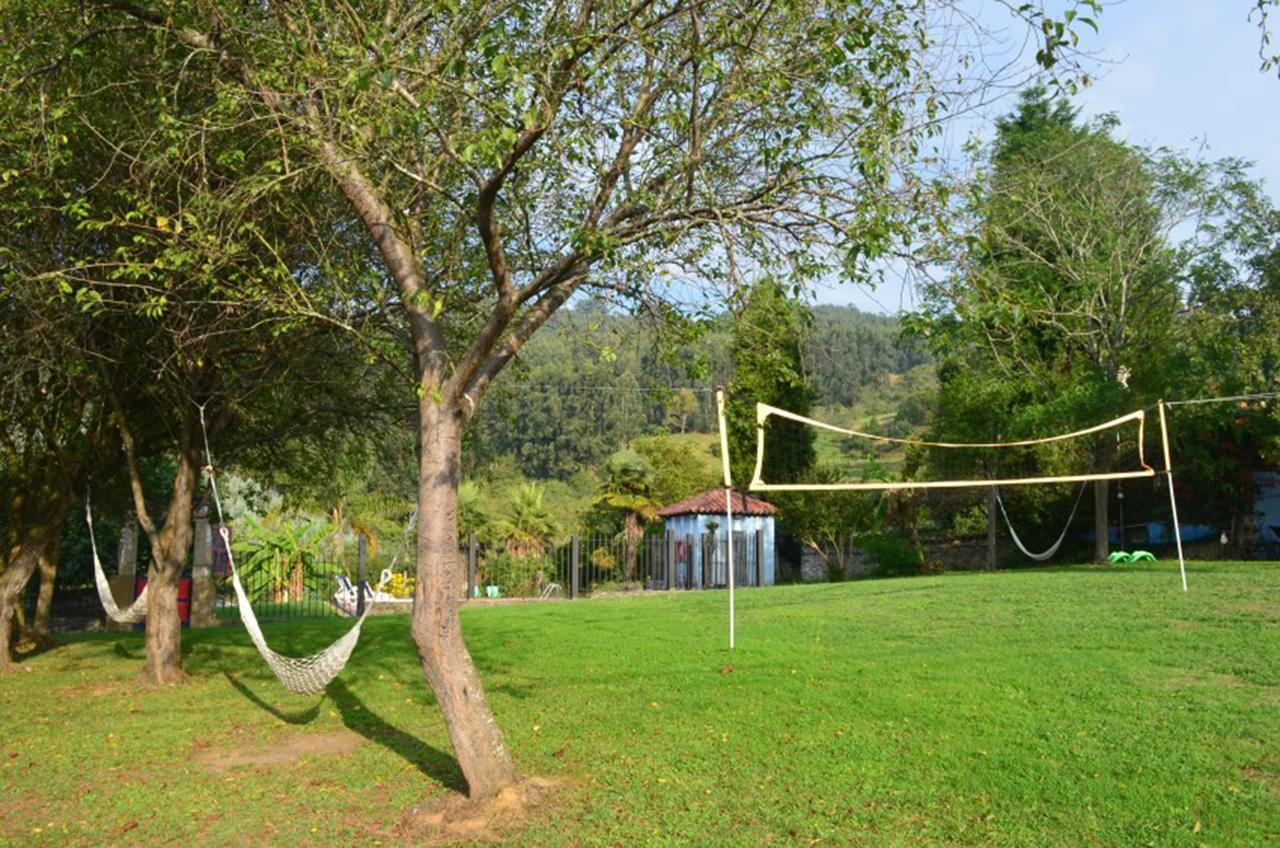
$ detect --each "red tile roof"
[657,489,778,518]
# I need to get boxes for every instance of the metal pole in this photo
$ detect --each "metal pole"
[1158,402,1188,592]
[665,531,675,590]
[468,534,478,600]
[755,527,764,587]
[570,536,580,599]
[716,389,735,650]
[357,534,368,617]
[686,534,694,588]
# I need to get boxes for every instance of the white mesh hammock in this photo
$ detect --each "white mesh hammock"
[215,525,369,694]
[994,483,1089,562]
[87,498,148,624]
[199,407,370,695]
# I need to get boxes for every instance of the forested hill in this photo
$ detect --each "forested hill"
[465,302,928,480]
[806,306,929,407]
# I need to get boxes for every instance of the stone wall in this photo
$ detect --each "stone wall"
[793,534,1230,583]
[797,546,876,581]
[797,537,993,580]
[924,539,992,571]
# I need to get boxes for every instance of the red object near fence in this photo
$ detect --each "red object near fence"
[133,575,193,625]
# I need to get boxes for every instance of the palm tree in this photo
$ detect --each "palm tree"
[495,483,559,558]
[596,449,662,581]
[232,513,336,603]
[458,481,491,543]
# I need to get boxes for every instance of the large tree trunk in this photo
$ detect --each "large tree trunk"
[986,486,998,571]
[1093,441,1111,563]
[144,573,184,683]
[319,128,517,800]
[128,413,200,686]
[0,482,71,669]
[142,450,197,685]
[1093,480,1110,563]
[30,529,64,647]
[411,400,516,801]
[0,547,38,671]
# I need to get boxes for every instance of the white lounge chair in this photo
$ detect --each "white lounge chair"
[334,573,412,616]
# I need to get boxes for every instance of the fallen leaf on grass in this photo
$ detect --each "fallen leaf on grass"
[114,820,139,835]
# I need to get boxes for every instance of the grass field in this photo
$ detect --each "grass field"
[2,562,1277,846]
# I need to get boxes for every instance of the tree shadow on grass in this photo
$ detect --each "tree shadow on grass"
[13,635,62,664]
[327,678,467,794]
[224,672,322,726]
[223,671,467,793]
[112,640,141,660]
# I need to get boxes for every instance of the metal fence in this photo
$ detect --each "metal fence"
[20,582,102,625]
[213,531,380,621]
[207,528,770,620]
[465,530,767,600]
[214,566,345,621]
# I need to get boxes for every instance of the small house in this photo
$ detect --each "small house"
[657,490,778,588]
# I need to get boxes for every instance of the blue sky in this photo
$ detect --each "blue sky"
[817,1,1279,314]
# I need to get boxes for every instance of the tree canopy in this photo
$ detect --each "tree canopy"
[4,0,1107,802]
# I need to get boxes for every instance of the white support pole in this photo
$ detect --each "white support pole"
[716,389,735,650]
[1158,401,1188,592]
[725,490,735,649]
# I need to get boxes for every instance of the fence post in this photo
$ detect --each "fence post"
[665,532,675,590]
[106,518,139,633]
[570,536,580,599]
[357,534,368,618]
[468,534,478,600]
[755,528,765,587]
[701,532,712,588]
[648,536,657,585]
[685,534,694,589]
[190,507,216,628]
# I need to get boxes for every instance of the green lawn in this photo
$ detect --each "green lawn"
[2,562,1277,846]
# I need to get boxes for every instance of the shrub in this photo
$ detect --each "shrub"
[859,533,924,577]
[385,571,415,599]
[480,552,553,597]
[951,504,988,538]
[589,547,617,574]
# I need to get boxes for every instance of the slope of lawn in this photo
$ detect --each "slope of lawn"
[1,561,1277,846]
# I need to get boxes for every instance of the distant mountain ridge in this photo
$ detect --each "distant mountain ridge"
[466,303,929,479]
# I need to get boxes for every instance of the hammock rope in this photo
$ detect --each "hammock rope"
[199,405,368,695]
[86,495,149,624]
[995,483,1089,562]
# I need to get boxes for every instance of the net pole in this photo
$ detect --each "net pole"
[1158,401,1188,592]
[716,389,735,651]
